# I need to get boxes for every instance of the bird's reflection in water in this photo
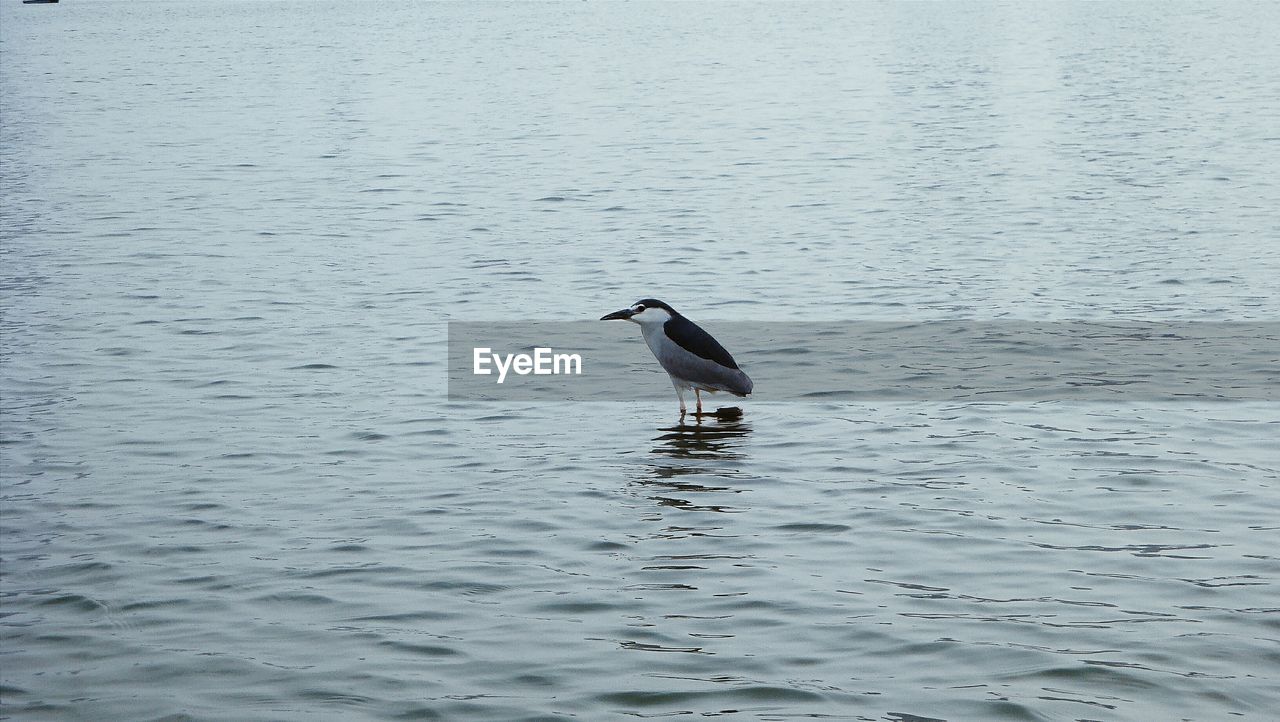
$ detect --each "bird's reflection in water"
[617,409,754,657]
[653,407,751,462]
[633,407,752,515]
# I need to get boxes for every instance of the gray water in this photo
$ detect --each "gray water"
[2,1,1279,720]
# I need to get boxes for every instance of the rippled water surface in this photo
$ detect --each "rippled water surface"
[3,2,1279,720]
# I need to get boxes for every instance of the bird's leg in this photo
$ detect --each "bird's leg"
[695,389,703,414]
[673,380,687,415]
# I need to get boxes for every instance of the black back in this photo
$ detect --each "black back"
[637,299,740,371]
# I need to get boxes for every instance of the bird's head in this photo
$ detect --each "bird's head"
[600,299,676,326]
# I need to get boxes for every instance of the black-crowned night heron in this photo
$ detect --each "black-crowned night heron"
[601,299,752,414]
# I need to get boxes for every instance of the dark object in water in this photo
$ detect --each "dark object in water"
[24,0,60,4]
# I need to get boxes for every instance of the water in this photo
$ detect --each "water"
[2,1,1278,720]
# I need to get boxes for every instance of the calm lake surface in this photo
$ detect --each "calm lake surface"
[2,1,1278,720]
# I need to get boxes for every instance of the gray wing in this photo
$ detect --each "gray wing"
[654,338,753,396]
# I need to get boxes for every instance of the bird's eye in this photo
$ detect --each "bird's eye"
[633,305,645,312]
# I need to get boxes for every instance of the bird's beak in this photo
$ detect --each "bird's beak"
[600,308,634,321]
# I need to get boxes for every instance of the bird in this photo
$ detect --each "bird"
[600,299,752,415]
